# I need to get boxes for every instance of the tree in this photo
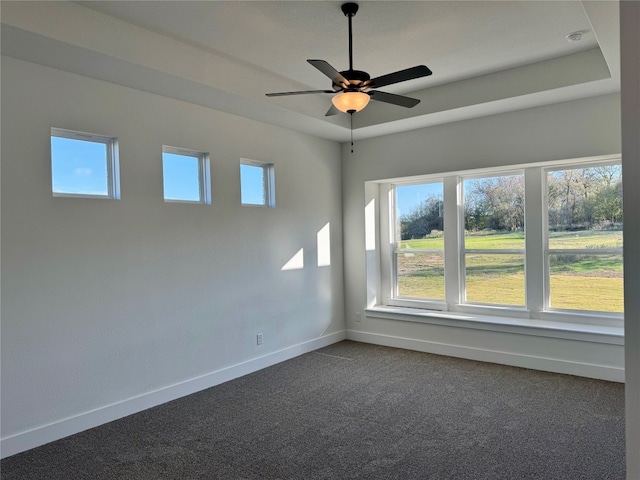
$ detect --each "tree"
[464,175,524,232]
[548,165,622,230]
[400,195,443,240]
[592,182,623,224]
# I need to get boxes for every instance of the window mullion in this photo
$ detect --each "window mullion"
[525,166,545,313]
[443,175,461,306]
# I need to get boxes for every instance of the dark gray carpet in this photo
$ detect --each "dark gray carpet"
[1,341,625,479]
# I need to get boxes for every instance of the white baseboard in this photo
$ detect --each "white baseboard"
[0,330,345,459]
[346,330,624,383]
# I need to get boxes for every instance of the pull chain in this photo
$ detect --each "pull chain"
[350,112,354,153]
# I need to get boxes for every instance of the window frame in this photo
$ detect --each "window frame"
[390,179,447,309]
[162,145,211,204]
[460,169,526,308]
[542,160,623,315]
[50,127,120,199]
[240,159,275,208]
[378,154,623,327]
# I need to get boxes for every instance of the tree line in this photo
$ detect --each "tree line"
[547,166,622,230]
[399,166,622,240]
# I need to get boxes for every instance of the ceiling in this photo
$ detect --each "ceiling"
[1,1,620,142]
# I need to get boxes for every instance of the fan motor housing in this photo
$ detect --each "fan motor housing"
[336,69,371,90]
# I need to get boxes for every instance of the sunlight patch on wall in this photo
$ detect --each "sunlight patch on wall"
[317,223,331,267]
[365,199,376,251]
[282,248,304,271]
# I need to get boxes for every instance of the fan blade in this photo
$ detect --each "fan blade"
[266,90,334,97]
[368,90,420,108]
[367,65,432,89]
[308,59,349,87]
[325,104,340,116]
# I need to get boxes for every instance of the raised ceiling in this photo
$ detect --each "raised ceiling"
[1,1,620,142]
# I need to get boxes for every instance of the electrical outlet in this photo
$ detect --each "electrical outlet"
[355,311,361,322]
[256,333,263,345]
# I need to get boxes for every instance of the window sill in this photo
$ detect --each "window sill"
[364,305,624,345]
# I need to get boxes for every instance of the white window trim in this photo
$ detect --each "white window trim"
[364,305,623,345]
[162,145,211,205]
[372,154,623,340]
[240,158,275,208]
[51,127,120,199]
[386,179,449,310]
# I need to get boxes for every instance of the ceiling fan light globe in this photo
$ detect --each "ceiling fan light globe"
[332,91,370,113]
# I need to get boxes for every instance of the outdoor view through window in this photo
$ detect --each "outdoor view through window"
[546,165,623,312]
[395,182,445,300]
[393,162,623,314]
[463,173,525,306]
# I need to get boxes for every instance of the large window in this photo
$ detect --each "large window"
[383,156,623,322]
[51,128,120,198]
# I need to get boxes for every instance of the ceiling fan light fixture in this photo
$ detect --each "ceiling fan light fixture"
[332,91,370,113]
[265,3,432,116]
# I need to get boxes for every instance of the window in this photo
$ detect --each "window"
[394,182,445,301]
[240,159,275,207]
[162,146,211,204]
[462,172,525,306]
[546,164,623,313]
[51,128,120,198]
[380,155,623,322]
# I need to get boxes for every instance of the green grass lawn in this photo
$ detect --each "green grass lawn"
[396,230,623,312]
[399,230,622,250]
[548,230,623,249]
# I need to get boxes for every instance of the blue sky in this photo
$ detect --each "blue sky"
[163,152,201,202]
[240,164,266,205]
[51,136,109,195]
[396,182,442,217]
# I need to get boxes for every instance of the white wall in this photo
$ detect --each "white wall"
[621,1,640,476]
[0,56,344,456]
[342,94,624,380]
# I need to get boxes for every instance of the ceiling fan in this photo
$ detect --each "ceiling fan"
[265,2,432,116]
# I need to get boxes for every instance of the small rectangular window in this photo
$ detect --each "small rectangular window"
[162,146,211,204]
[240,159,275,207]
[51,128,120,198]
